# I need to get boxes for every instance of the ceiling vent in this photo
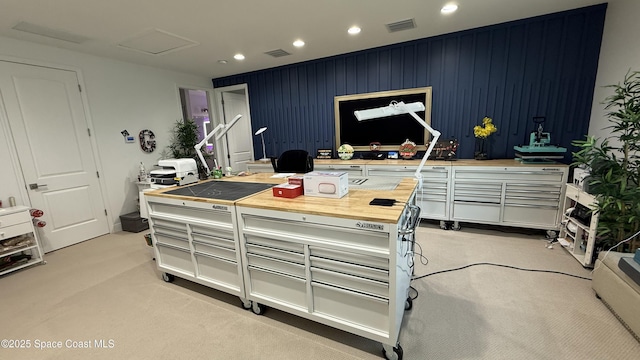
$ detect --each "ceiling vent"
[264,49,291,58]
[117,29,198,55]
[386,18,416,33]
[12,21,89,44]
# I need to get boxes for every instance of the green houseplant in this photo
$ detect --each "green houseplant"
[571,70,640,252]
[167,119,212,179]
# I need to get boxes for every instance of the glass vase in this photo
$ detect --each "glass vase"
[474,138,489,160]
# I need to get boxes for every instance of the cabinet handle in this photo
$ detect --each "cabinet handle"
[248,265,305,282]
[311,281,389,304]
[311,266,388,287]
[194,251,236,264]
[156,242,190,252]
[154,231,188,242]
[504,203,558,210]
[247,252,305,268]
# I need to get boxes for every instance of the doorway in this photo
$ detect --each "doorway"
[178,84,255,174]
[0,61,109,253]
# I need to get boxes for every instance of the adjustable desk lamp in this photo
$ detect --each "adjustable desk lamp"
[354,101,441,189]
[254,127,269,162]
[195,114,242,176]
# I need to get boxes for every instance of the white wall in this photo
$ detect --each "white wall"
[588,0,640,140]
[0,36,212,231]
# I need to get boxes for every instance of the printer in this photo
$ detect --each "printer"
[149,158,199,186]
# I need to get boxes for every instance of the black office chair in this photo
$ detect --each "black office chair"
[271,150,314,173]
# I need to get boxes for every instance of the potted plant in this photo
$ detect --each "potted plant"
[571,70,640,252]
[167,119,212,179]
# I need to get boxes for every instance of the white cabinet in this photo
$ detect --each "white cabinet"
[366,163,451,221]
[557,184,599,267]
[451,165,567,230]
[246,161,273,173]
[314,163,365,176]
[146,196,248,304]
[236,200,418,356]
[0,206,45,276]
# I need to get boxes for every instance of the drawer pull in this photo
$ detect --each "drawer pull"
[504,203,558,210]
[154,231,188,242]
[248,265,305,282]
[311,281,389,304]
[310,256,389,275]
[192,239,234,252]
[194,251,236,265]
[156,242,190,253]
[247,252,305,268]
[311,266,388,287]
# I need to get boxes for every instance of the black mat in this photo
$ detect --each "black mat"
[164,181,273,201]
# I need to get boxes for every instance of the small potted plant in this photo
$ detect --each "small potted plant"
[167,119,213,179]
[473,117,497,160]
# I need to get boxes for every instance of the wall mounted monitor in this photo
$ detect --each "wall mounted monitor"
[334,87,432,152]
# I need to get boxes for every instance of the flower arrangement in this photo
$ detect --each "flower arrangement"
[473,117,498,138]
[473,117,497,160]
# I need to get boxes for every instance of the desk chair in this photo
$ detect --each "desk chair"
[271,150,314,173]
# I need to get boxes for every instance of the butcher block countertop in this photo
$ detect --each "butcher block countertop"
[145,174,417,223]
[235,177,418,223]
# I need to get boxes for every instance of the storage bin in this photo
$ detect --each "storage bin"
[120,211,149,232]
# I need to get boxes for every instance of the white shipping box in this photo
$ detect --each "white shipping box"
[303,171,349,198]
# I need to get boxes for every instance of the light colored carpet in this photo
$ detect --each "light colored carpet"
[1,222,639,359]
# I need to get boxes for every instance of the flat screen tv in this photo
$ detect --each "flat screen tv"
[334,87,432,152]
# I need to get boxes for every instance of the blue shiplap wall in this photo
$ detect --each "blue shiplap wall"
[213,4,607,161]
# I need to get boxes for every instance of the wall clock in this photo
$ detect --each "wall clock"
[139,129,156,153]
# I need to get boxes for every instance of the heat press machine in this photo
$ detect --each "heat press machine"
[514,116,566,163]
[149,158,199,186]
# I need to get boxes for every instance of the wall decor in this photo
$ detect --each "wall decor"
[139,129,156,153]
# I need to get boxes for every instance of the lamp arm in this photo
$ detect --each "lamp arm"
[194,114,243,175]
[407,111,441,189]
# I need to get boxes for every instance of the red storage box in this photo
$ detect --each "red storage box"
[288,176,304,187]
[272,184,303,198]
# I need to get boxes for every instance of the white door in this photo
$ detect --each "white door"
[0,61,109,253]
[214,85,254,172]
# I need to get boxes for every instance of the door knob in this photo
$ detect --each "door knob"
[29,183,48,190]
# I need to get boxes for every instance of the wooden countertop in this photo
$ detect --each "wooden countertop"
[236,177,418,223]
[145,174,417,223]
[247,158,568,167]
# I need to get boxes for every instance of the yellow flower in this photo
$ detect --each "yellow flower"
[474,117,497,138]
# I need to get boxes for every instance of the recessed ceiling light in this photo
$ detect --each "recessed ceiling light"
[348,26,361,35]
[234,53,245,60]
[293,39,305,47]
[441,4,458,14]
[218,60,228,64]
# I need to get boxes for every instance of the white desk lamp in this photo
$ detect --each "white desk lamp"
[354,101,441,189]
[254,127,269,162]
[195,114,242,175]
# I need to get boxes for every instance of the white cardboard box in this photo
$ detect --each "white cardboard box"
[303,171,349,198]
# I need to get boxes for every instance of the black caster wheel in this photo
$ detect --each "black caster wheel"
[241,300,252,310]
[451,222,461,231]
[439,221,449,230]
[162,273,175,283]
[404,297,413,311]
[382,343,403,360]
[252,302,266,315]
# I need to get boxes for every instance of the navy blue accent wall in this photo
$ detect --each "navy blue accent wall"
[214,4,607,162]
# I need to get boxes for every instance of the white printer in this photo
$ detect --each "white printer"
[149,158,199,186]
